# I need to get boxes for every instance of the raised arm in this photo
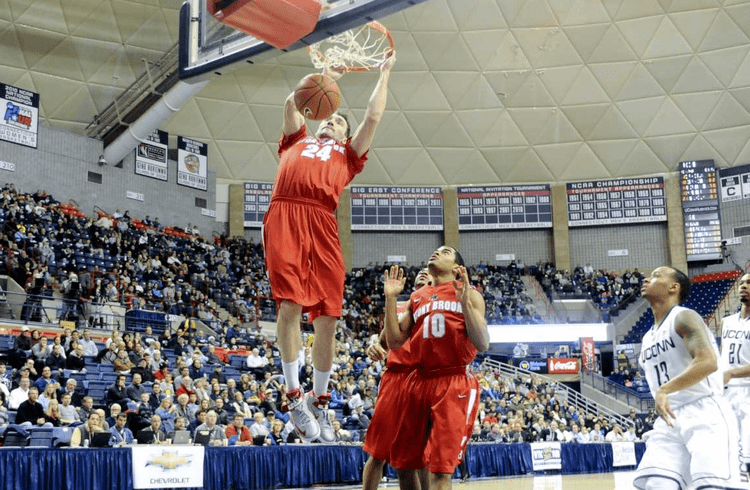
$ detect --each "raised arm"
[383,265,413,350]
[349,53,396,158]
[453,266,489,352]
[656,309,718,426]
[282,93,305,137]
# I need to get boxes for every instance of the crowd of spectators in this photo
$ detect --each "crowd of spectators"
[534,261,643,311]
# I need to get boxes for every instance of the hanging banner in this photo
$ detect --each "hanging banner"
[350,186,443,230]
[581,337,595,373]
[243,181,273,227]
[177,136,207,191]
[0,83,39,148]
[135,129,168,181]
[131,445,205,489]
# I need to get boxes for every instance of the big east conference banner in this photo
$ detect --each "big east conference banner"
[547,358,579,374]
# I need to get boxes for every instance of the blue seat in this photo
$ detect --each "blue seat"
[28,427,54,447]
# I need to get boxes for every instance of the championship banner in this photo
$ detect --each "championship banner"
[177,136,207,191]
[131,445,204,489]
[135,129,168,181]
[581,337,595,373]
[243,181,273,227]
[611,441,637,467]
[547,358,579,374]
[530,442,562,471]
[457,184,552,230]
[1,83,39,148]
[718,163,750,202]
[566,177,666,227]
[350,186,443,230]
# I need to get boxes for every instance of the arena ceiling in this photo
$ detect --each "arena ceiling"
[3,0,750,186]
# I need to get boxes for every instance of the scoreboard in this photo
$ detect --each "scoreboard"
[243,181,273,228]
[350,186,443,230]
[457,185,552,230]
[567,177,666,227]
[680,160,722,261]
[718,163,750,202]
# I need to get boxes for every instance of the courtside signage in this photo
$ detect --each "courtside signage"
[131,446,204,489]
[177,136,207,191]
[243,181,273,228]
[350,186,443,230]
[530,442,562,470]
[135,129,168,181]
[0,83,39,148]
[457,185,551,230]
[567,177,666,227]
[611,442,637,467]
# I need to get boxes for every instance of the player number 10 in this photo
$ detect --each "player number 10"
[422,313,446,339]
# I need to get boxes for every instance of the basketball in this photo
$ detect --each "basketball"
[294,73,341,120]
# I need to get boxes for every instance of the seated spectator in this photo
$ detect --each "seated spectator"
[195,410,227,447]
[46,344,67,378]
[66,344,87,372]
[249,412,269,438]
[113,349,135,373]
[105,404,122,429]
[16,386,53,428]
[231,391,254,419]
[59,393,80,425]
[106,375,130,408]
[167,416,188,442]
[605,424,626,442]
[126,373,146,403]
[225,412,253,446]
[38,381,58,410]
[77,396,96,422]
[44,399,62,427]
[71,411,106,447]
[139,414,168,444]
[34,366,55,393]
[155,397,177,435]
[9,377,30,409]
[109,412,134,446]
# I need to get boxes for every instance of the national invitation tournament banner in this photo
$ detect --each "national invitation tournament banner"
[131,445,204,489]
[243,181,273,227]
[1,83,39,148]
[135,129,168,181]
[457,184,552,230]
[177,136,207,191]
[350,186,443,230]
[567,177,666,227]
[530,442,562,471]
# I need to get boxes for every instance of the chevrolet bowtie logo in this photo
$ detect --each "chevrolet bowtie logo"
[146,451,192,470]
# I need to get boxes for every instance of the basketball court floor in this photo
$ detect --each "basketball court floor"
[307,470,639,490]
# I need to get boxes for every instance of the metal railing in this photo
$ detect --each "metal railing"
[481,358,631,428]
[581,370,654,412]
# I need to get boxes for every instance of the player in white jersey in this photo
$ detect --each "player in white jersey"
[633,266,743,490]
[720,273,750,478]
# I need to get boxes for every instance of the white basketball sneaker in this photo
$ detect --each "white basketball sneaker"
[306,391,335,443]
[284,388,320,443]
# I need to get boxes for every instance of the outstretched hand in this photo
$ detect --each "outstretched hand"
[323,64,346,82]
[383,265,406,298]
[380,50,396,72]
[452,265,471,304]
[366,343,387,361]
[655,390,676,428]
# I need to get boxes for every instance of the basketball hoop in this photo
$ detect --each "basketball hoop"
[307,21,395,72]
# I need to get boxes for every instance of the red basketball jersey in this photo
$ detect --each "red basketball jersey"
[407,281,478,371]
[275,127,366,210]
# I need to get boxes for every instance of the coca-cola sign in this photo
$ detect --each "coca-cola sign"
[547,358,579,374]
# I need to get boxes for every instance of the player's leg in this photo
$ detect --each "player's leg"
[362,456,386,490]
[277,300,319,442]
[396,470,421,490]
[430,472,451,490]
[418,467,430,490]
[306,314,336,442]
[643,478,680,490]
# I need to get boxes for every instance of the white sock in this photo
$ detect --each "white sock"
[282,361,299,392]
[313,368,331,397]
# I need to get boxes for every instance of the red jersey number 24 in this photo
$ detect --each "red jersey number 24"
[300,144,332,162]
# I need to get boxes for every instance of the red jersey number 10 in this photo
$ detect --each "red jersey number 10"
[422,313,446,339]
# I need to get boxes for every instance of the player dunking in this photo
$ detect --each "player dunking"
[384,246,489,490]
[633,266,743,490]
[720,273,750,479]
[263,53,396,443]
[363,268,433,490]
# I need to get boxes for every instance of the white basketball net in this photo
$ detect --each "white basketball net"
[308,22,393,71]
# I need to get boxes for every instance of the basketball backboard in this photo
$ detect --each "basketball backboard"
[178,0,431,80]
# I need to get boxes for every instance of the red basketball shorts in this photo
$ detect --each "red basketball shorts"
[363,368,411,461]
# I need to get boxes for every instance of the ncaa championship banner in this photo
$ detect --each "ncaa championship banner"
[530,442,562,470]
[1,83,39,148]
[135,129,168,181]
[611,442,637,467]
[177,136,208,191]
[131,445,204,489]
